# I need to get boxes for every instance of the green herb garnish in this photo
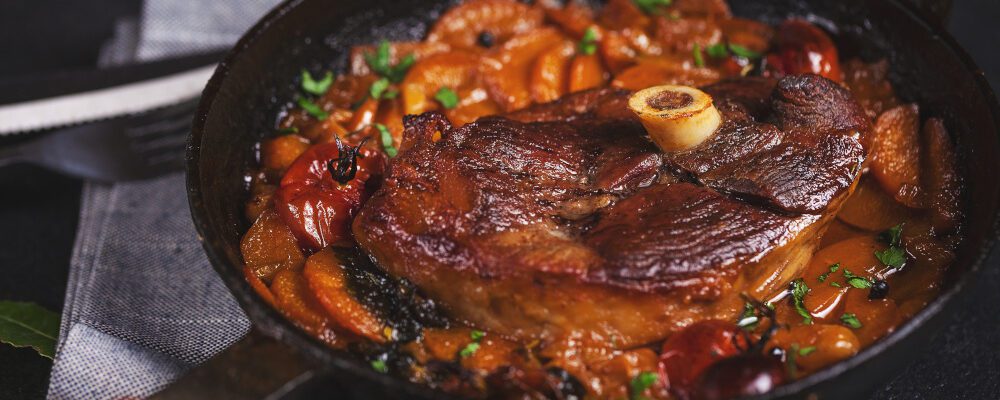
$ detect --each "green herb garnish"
[434,87,460,110]
[375,123,398,158]
[840,313,863,329]
[371,359,388,373]
[632,0,672,15]
[818,263,840,283]
[880,223,904,247]
[693,43,705,68]
[705,43,729,58]
[578,26,598,56]
[798,346,817,356]
[470,330,485,341]
[786,344,801,379]
[830,282,843,288]
[277,127,299,135]
[843,269,873,289]
[365,40,416,83]
[629,371,659,400]
[875,224,907,269]
[301,69,333,96]
[791,278,813,325]
[369,78,398,100]
[875,246,907,269]
[459,342,480,358]
[727,44,762,59]
[297,97,328,120]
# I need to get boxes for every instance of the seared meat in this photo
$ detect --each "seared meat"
[354,75,869,347]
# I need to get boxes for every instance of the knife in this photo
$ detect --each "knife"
[0,51,224,135]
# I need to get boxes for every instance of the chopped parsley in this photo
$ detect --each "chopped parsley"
[371,359,388,373]
[459,329,487,358]
[369,78,398,100]
[705,43,729,58]
[632,0,672,15]
[434,87,460,110]
[578,26,598,56]
[629,371,659,400]
[791,278,813,325]
[798,346,817,356]
[459,342,480,358]
[365,40,416,83]
[843,269,873,289]
[301,69,333,96]
[818,263,840,282]
[876,224,907,269]
[737,301,759,331]
[840,313,863,329]
[296,97,328,120]
[277,127,299,135]
[875,246,907,269]
[786,344,801,379]
[880,223,904,246]
[375,123,398,158]
[727,44,762,59]
[693,43,705,68]
[830,282,843,288]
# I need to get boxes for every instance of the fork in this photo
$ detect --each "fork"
[0,99,197,182]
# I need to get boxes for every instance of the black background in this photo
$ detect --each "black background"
[1,0,998,399]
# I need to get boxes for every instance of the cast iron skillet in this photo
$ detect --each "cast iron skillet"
[177,0,1000,398]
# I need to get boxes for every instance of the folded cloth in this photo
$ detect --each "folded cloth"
[47,1,280,399]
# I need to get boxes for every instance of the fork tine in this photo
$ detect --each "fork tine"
[126,116,192,142]
[134,131,189,153]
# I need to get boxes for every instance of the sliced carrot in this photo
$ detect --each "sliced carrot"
[820,219,866,248]
[240,209,306,283]
[303,248,386,342]
[611,60,720,90]
[347,97,379,132]
[427,0,545,51]
[668,0,732,19]
[568,53,608,93]
[530,40,575,103]
[271,268,340,346]
[843,59,900,121]
[841,289,903,347]
[374,98,405,142]
[871,104,924,208]
[597,0,649,31]
[542,0,596,38]
[244,264,276,307]
[301,118,349,144]
[921,118,962,233]
[769,324,859,373]
[599,30,639,73]
[348,41,450,76]
[401,51,498,126]
[481,28,568,111]
[321,74,378,111]
[652,17,723,55]
[260,134,310,177]
[837,176,915,231]
[800,236,884,322]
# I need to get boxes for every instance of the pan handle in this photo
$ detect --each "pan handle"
[149,329,328,399]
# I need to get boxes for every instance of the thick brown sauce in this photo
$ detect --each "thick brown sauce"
[238,0,963,398]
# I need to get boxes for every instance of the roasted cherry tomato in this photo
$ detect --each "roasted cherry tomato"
[659,320,749,397]
[765,19,842,81]
[274,139,385,251]
[690,353,785,400]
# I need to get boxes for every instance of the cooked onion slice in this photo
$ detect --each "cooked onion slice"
[628,85,722,151]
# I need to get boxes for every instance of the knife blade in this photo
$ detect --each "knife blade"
[0,51,224,136]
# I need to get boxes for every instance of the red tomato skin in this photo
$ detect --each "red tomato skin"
[275,141,384,251]
[767,19,842,81]
[659,320,748,397]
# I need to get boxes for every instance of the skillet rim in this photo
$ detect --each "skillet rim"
[185,0,1000,397]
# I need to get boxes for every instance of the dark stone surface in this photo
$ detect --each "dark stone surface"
[0,0,997,399]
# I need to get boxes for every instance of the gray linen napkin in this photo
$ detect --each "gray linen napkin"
[47,1,280,399]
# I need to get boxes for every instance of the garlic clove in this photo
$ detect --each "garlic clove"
[628,85,722,152]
